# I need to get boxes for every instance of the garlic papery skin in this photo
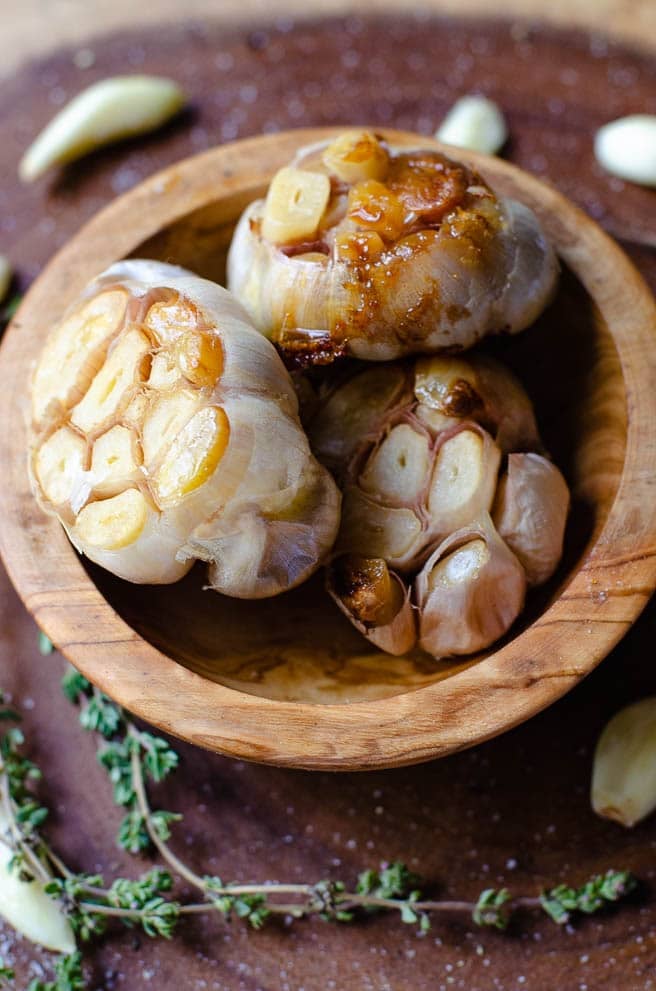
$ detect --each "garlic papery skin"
[415,515,526,658]
[594,115,656,188]
[0,807,76,953]
[592,697,656,828]
[435,95,508,156]
[493,453,570,586]
[29,260,340,598]
[227,133,558,363]
[328,555,417,655]
[19,75,185,182]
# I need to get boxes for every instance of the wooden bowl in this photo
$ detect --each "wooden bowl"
[1,127,655,770]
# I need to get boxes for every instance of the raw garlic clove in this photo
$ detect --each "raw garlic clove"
[594,115,656,188]
[592,697,656,827]
[328,556,417,655]
[493,453,570,586]
[19,75,185,182]
[435,95,508,156]
[0,809,75,953]
[415,516,525,658]
[261,166,331,244]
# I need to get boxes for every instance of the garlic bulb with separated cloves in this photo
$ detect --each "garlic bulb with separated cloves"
[227,130,558,363]
[310,353,569,659]
[29,260,340,598]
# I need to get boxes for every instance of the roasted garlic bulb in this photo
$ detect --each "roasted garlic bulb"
[310,354,569,658]
[227,130,559,363]
[29,260,340,597]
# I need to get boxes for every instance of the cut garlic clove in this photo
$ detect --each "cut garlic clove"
[359,423,431,505]
[32,289,127,427]
[592,697,656,827]
[416,515,525,658]
[0,255,12,304]
[90,425,142,498]
[74,488,149,550]
[435,95,508,155]
[152,406,230,507]
[70,328,151,434]
[0,809,76,953]
[261,166,331,244]
[309,365,408,475]
[493,453,570,586]
[322,130,389,183]
[328,555,417,656]
[594,115,656,188]
[34,426,87,508]
[175,330,224,388]
[144,296,198,345]
[414,356,482,418]
[427,427,501,535]
[142,388,200,466]
[19,75,186,182]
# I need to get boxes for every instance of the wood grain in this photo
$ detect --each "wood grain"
[1,128,655,769]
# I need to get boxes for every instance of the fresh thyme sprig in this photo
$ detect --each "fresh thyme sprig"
[0,672,640,990]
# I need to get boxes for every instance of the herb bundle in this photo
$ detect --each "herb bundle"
[0,662,639,990]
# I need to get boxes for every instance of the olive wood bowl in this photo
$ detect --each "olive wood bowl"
[1,127,656,770]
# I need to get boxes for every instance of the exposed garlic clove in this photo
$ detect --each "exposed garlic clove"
[31,289,128,428]
[328,555,417,655]
[70,328,151,433]
[427,426,501,536]
[322,130,389,183]
[30,259,340,596]
[0,255,12,304]
[414,356,483,419]
[74,488,150,550]
[261,166,331,244]
[35,426,88,508]
[415,515,526,658]
[0,808,76,953]
[592,697,656,827]
[19,75,185,182]
[309,364,408,475]
[359,423,431,504]
[493,453,570,586]
[90,425,142,498]
[594,115,656,188]
[338,487,423,568]
[435,95,508,155]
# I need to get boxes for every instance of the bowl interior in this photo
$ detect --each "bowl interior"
[81,192,627,704]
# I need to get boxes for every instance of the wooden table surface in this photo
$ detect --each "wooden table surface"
[2,3,656,990]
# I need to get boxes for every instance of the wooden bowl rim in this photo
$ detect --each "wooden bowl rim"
[1,127,656,770]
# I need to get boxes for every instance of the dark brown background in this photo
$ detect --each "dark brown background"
[2,13,656,991]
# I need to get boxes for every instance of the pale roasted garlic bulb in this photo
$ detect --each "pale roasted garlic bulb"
[227,130,559,364]
[310,354,569,659]
[29,260,340,598]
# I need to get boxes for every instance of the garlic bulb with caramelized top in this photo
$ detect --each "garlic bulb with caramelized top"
[29,260,340,597]
[309,353,569,659]
[227,130,559,364]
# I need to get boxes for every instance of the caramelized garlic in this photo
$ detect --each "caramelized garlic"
[29,260,340,598]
